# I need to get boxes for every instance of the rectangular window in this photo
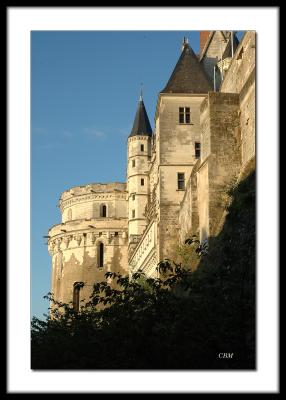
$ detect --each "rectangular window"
[141,178,144,186]
[177,173,185,190]
[179,107,185,123]
[179,107,191,124]
[132,210,135,218]
[132,159,135,167]
[195,142,201,158]
[141,144,144,152]
[185,112,190,124]
[98,243,104,268]
[114,232,118,236]
[73,285,80,312]
[132,194,135,201]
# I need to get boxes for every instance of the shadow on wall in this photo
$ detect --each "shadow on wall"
[109,236,125,280]
[187,168,256,368]
[59,246,107,305]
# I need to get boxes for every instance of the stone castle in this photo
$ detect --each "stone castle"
[47,31,255,311]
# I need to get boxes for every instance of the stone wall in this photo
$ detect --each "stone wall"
[60,183,127,222]
[220,31,256,167]
[178,160,200,243]
[49,189,129,307]
[198,92,241,239]
[49,230,128,307]
[157,94,207,260]
[129,220,158,278]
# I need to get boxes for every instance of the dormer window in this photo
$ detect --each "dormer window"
[179,107,191,124]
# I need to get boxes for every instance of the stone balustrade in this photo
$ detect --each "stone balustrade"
[129,220,157,277]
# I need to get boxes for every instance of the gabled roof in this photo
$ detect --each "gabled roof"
[129,96,153,138]
[199,31,215,60]
[200,31,239,61]
[161,42,212,94]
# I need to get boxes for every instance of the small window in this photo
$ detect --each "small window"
[195,142,201,159]
[141,178,145,186]
[73,282,83,312]
[177,173,185,190]
[98,242,104,268]
[141,144,144,152]
[114,232,118,237]
[99,232,102,237]
[100,204,107,217]
[132,194,135,201]
[132,210,135,218]
[132,159,135,167]
[179,107,191,124]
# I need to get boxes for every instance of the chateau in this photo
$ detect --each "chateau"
[47,31,255,310]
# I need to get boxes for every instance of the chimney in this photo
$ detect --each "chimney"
[200,31,210,55]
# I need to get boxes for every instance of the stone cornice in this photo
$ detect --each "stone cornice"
[49,217,128,233]
[59,192,127,211]
[128,136,151,142]
[128,192,149,199]
[128,154,151,159]
[59,182,127,203]
[47,228,128,255]
[127,172,149,179]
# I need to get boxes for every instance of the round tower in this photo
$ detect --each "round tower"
[47,182,128,310]
[127,94,152,248]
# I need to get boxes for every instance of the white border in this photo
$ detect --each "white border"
[8,7,279,393]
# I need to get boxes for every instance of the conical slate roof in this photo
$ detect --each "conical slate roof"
[129,96,153,137]
[161,42,212,94]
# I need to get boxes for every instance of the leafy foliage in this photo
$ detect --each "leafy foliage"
[31,171,255,369]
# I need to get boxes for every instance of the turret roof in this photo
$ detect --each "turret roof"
[161,41,212,94]
[129,96,153,137]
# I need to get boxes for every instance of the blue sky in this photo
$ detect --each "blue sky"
[31,30,244,319]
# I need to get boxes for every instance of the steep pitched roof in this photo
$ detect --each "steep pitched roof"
[129,96,153,137]
[200,31,239,61]
[161,42,212,94]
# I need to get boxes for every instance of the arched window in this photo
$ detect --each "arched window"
[100,204,107,217]
[97,242,104,268]
[73,282,83,312]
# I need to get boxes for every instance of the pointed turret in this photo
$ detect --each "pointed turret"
[129,95,152,137]
[127,92,152,248]
[161,40,211,94]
